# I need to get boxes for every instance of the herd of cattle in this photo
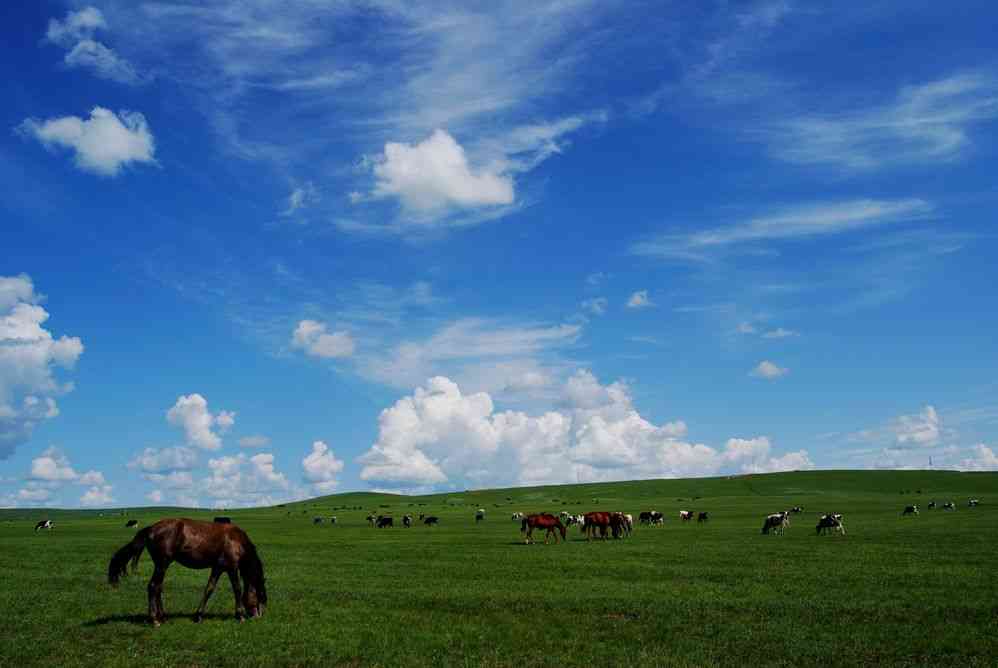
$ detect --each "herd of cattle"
[28,498,984,535]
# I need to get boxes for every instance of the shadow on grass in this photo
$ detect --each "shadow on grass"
[83,612,236,627]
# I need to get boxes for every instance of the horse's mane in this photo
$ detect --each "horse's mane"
[239,538,267,604]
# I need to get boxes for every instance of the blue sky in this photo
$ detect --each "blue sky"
[3,1,998,508]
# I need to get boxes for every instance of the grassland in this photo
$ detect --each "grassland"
[1,470,996,667]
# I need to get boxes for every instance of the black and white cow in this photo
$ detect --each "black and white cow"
[125,519,139,528]
[697,511,710,523]
[34,519,52,532]
[376,515,393,528]
[761,512,789,535]
[511,512,524,521]
[679,510,694,522]
[816,514,845,535]
[330,516,338,525]
[424,515,439,526]
[367,513,377,526]
[968,499,980,507]
[901,505,919,516]
[313,517,324,525]
[476,508,486,523]
[402,514,412,528]
[790,506,804,514]
[927,501,936,510]
[942,502,956,511]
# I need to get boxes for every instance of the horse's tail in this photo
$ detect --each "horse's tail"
[108,526,150,586]
[520,517,528,532]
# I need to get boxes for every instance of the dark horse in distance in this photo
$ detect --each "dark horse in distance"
[521,513,567,544]
[108,518,267,626]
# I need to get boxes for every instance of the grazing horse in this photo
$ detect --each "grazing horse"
[108,518,266,627]
[423,516,439,526]
[521,513,567,544]
[583,512,626,540]
[34,519,52,531]
[125,519,138,528]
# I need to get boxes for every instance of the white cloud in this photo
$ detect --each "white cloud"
[581,297,608,316]
[129,446,197,473]
[291,320,355,359]
[958,444,998,471]
[301,440,344,494]
[238,435,270,448]
[201,453,290,507]
[892,405,940,449]
[46,7,107,46]
[632,199,933,260]
[144,471,194,490]
[357,318,580,399]
[80,485,114,506]
[737,322,757,334]
[762,328,798,339]
[369,129,514,215]
[17,484,54,503]
[64,40,141,84]
[751,360,788,379]
[46,7,141,84]
[27,448,106,495]
[19,107,155,176]
[146,489,164,504]
[764,73,998,170]
[0,275,83,459]
[281,182,319,217]
[626,290,654,309]
[357,371,810,490]
[166,394,234,451]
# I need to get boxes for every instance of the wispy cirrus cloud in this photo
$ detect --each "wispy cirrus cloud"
[761,73,998,171]
[632,198,933,261]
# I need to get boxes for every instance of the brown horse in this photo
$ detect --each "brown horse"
[582,511,629,540]
[108,518,267,626]
[520,513,567,544]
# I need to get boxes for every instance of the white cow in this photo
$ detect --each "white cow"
[476,508,486,523]
[968,499,980,507]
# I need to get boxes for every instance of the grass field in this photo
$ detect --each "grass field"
[1,470,997,667]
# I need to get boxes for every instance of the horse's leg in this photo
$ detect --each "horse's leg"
[226,568,246,621]
[194,567,223,622]
[147,562,168,626]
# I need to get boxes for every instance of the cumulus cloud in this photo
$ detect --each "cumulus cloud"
[129,446,197,473]
[291,320,355,359]
[80,485,114,506]
[626,290,654,309]
[357,371,811,490]
[46,7,141,84]
[958,444,998,471]
[891,405,940,448]
[751,360,788,379]
[0,278,82,459]
[28,447,105,486]
[166,394,234,450]
[201,453,290,508]
[19,107,156,176]
[302,440,344,493]
[146,489,164,504]
[368,129,514,214]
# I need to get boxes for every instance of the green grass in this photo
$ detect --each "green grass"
[1,470,997,667]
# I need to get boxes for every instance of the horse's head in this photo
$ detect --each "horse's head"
[243,581,267,618]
